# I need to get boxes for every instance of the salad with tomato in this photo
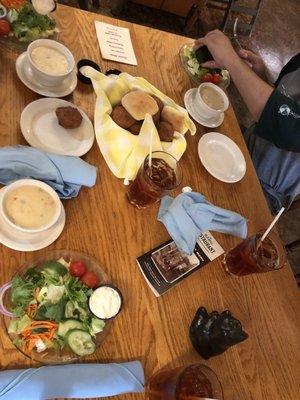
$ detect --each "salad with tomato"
[7,257,107,358]
[0,1,57,42]
[180,44,230,88]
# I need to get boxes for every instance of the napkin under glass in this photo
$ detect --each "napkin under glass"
[0,146,97,199]
[0,361,144,399]
[158,192,248,255]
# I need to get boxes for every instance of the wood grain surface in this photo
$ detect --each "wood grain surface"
[0,5,299,400]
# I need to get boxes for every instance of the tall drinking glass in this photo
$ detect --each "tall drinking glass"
[127,151,182,209]
[147,364,223,400]
[223,230,286,276]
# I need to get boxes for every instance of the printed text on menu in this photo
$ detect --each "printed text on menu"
[95,21,137,66]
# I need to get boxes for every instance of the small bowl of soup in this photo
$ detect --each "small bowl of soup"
[196,83,229,119]
[1,179,62,234]
[27,39,75,87]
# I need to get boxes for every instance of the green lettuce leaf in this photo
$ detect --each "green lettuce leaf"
[35,298,67,322]
[8,315,32,334]
[10,277,36,317]
[64,276,92,304]
[11,3,56,42]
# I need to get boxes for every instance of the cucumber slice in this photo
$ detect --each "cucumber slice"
[66,329,95,356]
[58,319,83,338]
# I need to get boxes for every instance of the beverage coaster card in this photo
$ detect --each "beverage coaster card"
[137,231,224,296]
[95,21,137,66]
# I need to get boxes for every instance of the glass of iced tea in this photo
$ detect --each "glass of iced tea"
[147,364,223,400]
[127,151,182,209]
[223,230,286,277]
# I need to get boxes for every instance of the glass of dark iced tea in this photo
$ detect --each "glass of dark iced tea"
[223,230,286,277]
[147,364,223,400]
[127,151,182,209]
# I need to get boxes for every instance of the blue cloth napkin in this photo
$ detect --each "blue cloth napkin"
[0,361,144,399]
[158,192,248,255]
[0,146,97,199]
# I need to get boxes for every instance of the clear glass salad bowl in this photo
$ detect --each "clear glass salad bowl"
[179,43,230,89]
[0,250,113,364]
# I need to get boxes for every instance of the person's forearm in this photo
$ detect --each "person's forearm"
[226,57,273,122]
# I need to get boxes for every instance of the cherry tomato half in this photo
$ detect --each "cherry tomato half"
[69,260,87,278]
[0,20,11,37]
[201,73,213,83]
[212,74,221,85]
[80,271,100,289]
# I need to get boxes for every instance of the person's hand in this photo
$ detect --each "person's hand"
[194,30,239,70]
[238,49,266,79]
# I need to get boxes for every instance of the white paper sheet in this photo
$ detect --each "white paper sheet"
[95,21,137,66]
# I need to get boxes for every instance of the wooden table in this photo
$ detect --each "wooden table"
[0,5,299,400]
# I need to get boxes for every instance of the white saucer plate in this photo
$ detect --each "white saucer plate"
[0,188,66,251]
[20,98,95,157]
[16,52,77,98]
[184,88,224,128]
[198,132,246,183]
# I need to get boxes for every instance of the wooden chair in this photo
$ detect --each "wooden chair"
[185,0,264,36]
[77,0,101,11]
[216,0,264,36]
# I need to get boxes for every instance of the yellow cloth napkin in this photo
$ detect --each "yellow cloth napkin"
[83,68,196,183]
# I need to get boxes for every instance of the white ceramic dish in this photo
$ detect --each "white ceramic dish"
[196,82,229,118]
[20,98,95,156]
[16,52,77,98]
[0,188,65,252]
[1,179,62,233]
[184,88,224,128]
[27,39,75,87]
[198,132,246,183]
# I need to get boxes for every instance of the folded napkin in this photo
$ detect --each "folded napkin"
[0,146,97,199]
[82,68,196,183]
[0,361,144,400]
[158,192,248,255]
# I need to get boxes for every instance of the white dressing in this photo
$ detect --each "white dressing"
[89,286,122,319]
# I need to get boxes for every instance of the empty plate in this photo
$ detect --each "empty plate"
[198,132,246,183]
[20,98,95,157]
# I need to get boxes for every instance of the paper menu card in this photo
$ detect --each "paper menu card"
[95,21,137,66]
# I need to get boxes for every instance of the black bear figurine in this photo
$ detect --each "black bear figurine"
[190,307,248,359]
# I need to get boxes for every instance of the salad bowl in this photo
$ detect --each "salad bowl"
[0,1,58,52]
[0,250,115,364]
[179,43,230,89]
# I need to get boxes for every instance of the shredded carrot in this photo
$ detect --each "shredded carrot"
[20,320,58,354]
[31,321,57,326]
[25,303,38,318]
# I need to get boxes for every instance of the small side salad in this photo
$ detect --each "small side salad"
[181,44,230,87]
[8,258,106,357]
[0,1,56,42]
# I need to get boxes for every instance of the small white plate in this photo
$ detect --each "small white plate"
[184,88,224,128]
[0,188,66,251]
[16,52,77,98]
[198,132,246,183]
[20,98,95,157]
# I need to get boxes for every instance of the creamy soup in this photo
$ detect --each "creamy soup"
[31,46,69,75]
[200,86,224,110]
[4,186,57,230]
